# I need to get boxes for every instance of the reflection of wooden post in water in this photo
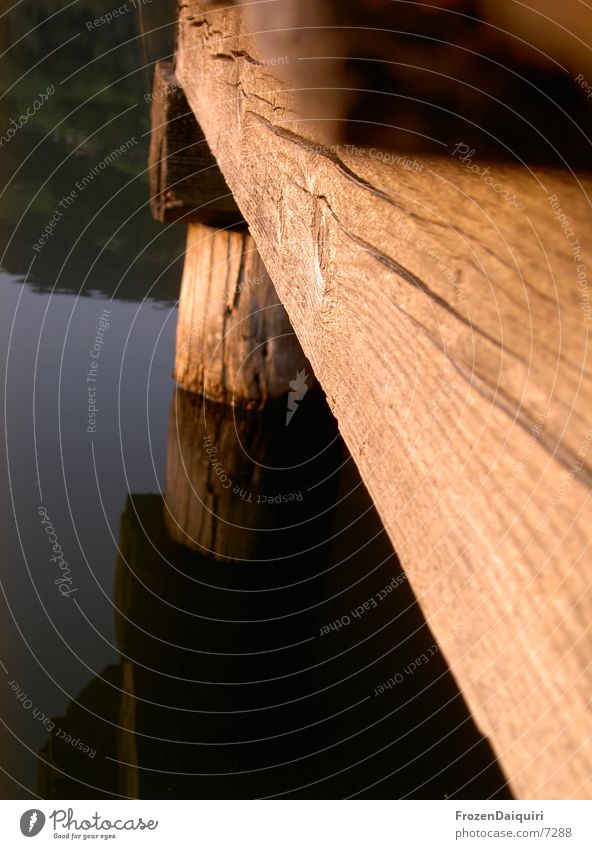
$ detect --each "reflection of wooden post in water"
[37,496,215,799]
[36,665,129,799]
[111,493,334,798]
[117,661,139,799]
[164,384,341,561]
[38,491,509,799]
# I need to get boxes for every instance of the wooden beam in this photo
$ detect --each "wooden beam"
[177,1,592,798]
[148,60,242,226]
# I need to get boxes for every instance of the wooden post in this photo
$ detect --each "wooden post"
[149,60,308,407]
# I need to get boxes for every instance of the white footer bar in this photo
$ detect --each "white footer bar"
[0,800,590,848]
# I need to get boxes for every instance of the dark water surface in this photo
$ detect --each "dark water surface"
[0,1,511,799]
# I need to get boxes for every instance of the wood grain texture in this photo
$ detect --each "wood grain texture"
[177,1,592,798]
[149,60,242,226]
[164,385,341,561]
[174,222,307,407]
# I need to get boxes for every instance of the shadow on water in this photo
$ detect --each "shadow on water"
[38,386,512,800]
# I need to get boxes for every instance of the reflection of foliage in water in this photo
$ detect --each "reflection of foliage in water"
[0,0,182,302]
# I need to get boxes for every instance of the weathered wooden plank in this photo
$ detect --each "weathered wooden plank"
[148,60,242,226]
[177,1,592,798]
